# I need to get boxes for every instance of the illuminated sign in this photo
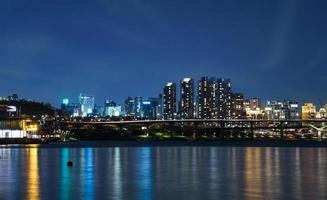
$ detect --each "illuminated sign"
[62,98,69,105]
[7,106,17,112]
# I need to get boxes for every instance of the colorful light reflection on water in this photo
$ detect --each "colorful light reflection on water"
[0,145,326,200]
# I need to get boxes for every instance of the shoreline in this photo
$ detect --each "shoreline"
[1,140,327,148]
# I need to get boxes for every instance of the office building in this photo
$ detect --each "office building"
[124,97,135,117]
[134,96,143,118]
[142,98,160,120]
[104,100,122,117]
[79,94,95,117]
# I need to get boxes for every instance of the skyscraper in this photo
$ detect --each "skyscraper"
[142,97,159,120]
[104,99,122,117]
[78,94,95,117]
[134,96,143,118]
[179,78,194,119]
[217,78,232,119]
[163,82,176,119]
[124,97,135,117]
[197,77,217,119]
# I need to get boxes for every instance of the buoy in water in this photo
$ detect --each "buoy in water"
[67,161,73,167]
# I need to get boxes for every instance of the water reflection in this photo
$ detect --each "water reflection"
[81,148,94,200]
[0,146,327,200]
[60,148,71,200]
[113,148,122,200]
[26,148,40,200]
[136,148,153,200]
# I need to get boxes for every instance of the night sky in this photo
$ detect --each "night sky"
[1,0,327,107]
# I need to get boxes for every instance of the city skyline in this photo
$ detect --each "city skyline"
[3,74,327,111]
[1,1,327,199]
[54,75,326,121]
[1,0,327,106]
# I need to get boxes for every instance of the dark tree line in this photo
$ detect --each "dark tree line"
[0,99,55,118]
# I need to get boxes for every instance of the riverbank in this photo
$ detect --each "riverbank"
[0,138,48,145]
[1,140,327,148]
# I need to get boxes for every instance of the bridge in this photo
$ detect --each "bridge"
[47,119,327,141]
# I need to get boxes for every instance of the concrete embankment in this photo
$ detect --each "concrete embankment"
[0,138,46,144]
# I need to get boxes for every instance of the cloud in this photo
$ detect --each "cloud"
[306,42,327,71]
[259,0,298,70]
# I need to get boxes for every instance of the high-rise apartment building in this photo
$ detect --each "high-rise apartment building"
[179,78,194,119]
[197,77,217,119]
[163,82,177,119]
[217,78,232,119]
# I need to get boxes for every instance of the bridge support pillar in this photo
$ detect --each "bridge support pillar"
[192,122,198,140]
[220,121,225,140]
[250,121,254,140]
[280,121,285,141]
[169,122,174,138]
[318,130,322,141]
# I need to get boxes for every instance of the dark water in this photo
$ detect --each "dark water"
[0,143,327,200]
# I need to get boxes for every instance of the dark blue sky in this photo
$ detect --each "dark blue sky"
[1,0,327,107]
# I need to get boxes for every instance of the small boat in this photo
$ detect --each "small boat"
[68,137,79,142]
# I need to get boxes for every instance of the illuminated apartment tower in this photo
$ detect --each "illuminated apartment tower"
[217,78,232,119]
[179,78,194,119]
[197,77,217,119]
[163,82,177,119]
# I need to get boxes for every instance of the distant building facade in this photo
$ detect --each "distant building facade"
[104,100,122,117]
[142,98,160,120]
[232,93,245,119]
[134,97,143,118]
[244,98,265,119]
[302,103,316,120]
[124,97,135,117]
[265,100,299,120]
